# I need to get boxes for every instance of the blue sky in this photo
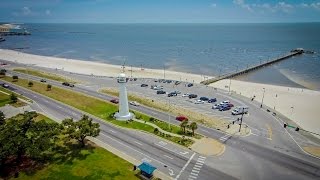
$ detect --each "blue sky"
[1,0,320,23]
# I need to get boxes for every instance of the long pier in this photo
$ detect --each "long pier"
[201,49,305,85]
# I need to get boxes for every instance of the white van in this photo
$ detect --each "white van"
[232,106,249,115]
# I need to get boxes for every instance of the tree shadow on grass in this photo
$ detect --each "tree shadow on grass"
[51,140,94,166]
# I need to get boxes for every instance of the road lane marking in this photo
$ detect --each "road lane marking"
[194,164,202,168]
[266,124,273,140]
[192,169,200,173]
[164,155,174,159]
[134,141,143,146]
[175,152,196,180]
[190,172,198,176]
[193,167,201,170]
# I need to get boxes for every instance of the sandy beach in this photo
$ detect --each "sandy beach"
[0,49,319,136]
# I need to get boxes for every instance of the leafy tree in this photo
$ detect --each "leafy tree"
[0,112,60,165]
[180,120,188,134]
[47,84,52,91]
[12,75,18,82]
[0,111,5,126]
[189,122,198,136]
[28,81,33,87]
[10,93,18,103]
[62,115,100,147]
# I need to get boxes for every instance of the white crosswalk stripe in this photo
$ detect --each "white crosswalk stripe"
[188,155,207,179]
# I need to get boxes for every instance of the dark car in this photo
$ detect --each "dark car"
[219,106,231,111]
[227,103,234,107]
[141,84,148,87]
[2,83,9,88]
[62,82,70,86]
[175,81,181,85]
[157,90,166,94]
[40,79,46,83]
[110,99,119,104]
[166,80,172,83]
[133,78,137,81]
[187,83,193,87]
[189,94,197,99]
[208,98,217,103]
[168,92,177,97]
[69,84,75,87]
[200,97,209,101]
[176,116,188,121]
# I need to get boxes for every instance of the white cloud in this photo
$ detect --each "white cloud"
[233,0,253,12]
[276,2,293,13]
[310,2,320,10]
[45,9,51,15]
[22,6,31,15]
[210,3,217,8]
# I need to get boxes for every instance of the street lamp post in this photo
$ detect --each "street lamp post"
[163,65,166,80]
[228,78,231,93]
[290,106,294,119]
[260,88,265,108]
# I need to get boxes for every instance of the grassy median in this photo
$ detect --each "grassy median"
[13,68,78,84]
[14,114,139,180]
[1,76,195,147]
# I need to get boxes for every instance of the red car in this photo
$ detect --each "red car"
[110,99,119,104]
[176,116,188,121]
[228,103,234,107]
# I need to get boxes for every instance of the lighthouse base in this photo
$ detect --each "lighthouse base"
[114,112,134,121]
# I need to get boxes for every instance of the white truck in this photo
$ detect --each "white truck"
[231,106,249,115]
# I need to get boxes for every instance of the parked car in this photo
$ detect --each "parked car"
[208,98,217,103]
[200,97,209,101]
[110,99,119,104]
[212,104,220,109]
[157,90,166,94]
[2,83,9,88]
[187,83,193,87]
[228,103,234,107]
[168,92,177,97]
[194,100,205,104]
[40,79,46,83]
[176,116,188,121]
[220,100,230,105]
[62,82,70,86]
[133,78,137,81]
[175,81,181,85]
[182,93,190,97]
[188,94,197,99]
[141,84,148,87]
[172,90,181,94]
[129,101,140,106]
[219,106,231,111]
[153,86,163,90]
[69,84,75,87]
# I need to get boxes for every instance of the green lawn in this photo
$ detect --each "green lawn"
[1,76,196,147]
[0,91,12,107]
[14,114,139,180]
[13,68,78,84]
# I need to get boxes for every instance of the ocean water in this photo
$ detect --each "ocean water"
[1,23,320,90]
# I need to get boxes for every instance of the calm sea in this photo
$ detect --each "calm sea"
[1,23,320,90]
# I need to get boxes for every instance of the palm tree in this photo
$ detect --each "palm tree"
[189,122,198,136]
[180,120,188,134]
[28,81,33,87]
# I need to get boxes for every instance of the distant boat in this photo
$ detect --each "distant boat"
[0,37,5,42]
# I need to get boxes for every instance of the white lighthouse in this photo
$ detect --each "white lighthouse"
[114,73,133,121]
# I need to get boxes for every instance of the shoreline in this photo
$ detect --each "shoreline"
[0,49,319,137]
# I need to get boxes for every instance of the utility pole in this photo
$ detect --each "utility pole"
[260,88,265,108]
[130,65,133,78]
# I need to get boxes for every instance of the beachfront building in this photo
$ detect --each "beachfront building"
[114,73,133,120]
[0,24,30,35]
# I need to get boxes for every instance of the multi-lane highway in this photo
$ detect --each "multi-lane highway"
[2,66,320,179]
